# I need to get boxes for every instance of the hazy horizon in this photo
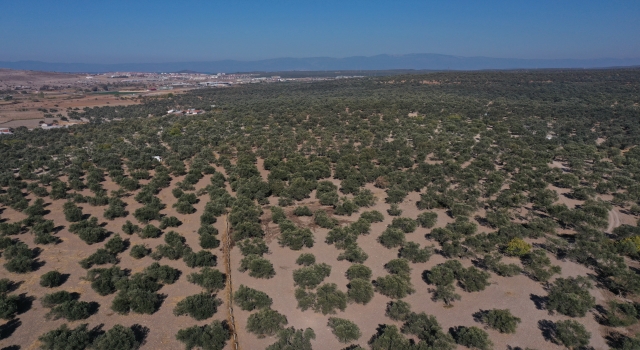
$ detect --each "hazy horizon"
[2,1,640,64]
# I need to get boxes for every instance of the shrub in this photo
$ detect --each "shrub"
[477,309,521,333]
[144,263,181,284]
[293,263,332,289]
[505,238,531,256]
[139,224,162,239]
[184,250,217,268]
[130,244,150,259]
[387,204,403,216]
[40,271,65,288]
[605,301,640,327]
[390,217,418,233]
[233,285,273,311]
[293,206,313,216]
[296,253,316,266]
[63,201,83,222]
[328,317,361,343]
[41,291,76,308]
[369,325,411,350]
[360,210,385,223]
[176,320,230,350]
[79,249,117,269]
[111,289,162,315]
[398,242,433,263]
[160,216,182,229]
[402,312,455,348]
[431,284,461,306]
[378,227,405,248]
[46,300,94,321]
[346,264,372,280]
[450,326,492,350]
[375,274,414,299]
[105,234,127,254]
[417,212,438,228]
[270,206,287,224]
[457,267,490,292]
[238,238,269,256]
[239,255,276,278]
[247,308,288,337]
[69,217,109,244]
[278,225,314,250]
[347,278,374,304]
[38,324,91,350]
[174,293,222,320]
[384,259,411,276]
[553,320,591,350]
[93,324,140,350]
[188,267,226,292]
[337,244,369,263]
[199,231,220,249]
[0,293,19,320]
[386,300,412,321]
[547,276,595,317]
[266,327,316,350]
[122,220,141,235]
[86,266,127,296]
[4,255,35,273]
[315,283,348,315]
[314,210,338,228]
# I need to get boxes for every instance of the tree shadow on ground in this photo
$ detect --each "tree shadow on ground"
[0,318,21,340]
[530,293,546,310]
[537,319,555,342]
[132,324,150,346]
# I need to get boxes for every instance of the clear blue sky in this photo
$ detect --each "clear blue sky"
[1,0,639,63]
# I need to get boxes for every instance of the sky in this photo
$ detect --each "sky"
[1,0,639,63]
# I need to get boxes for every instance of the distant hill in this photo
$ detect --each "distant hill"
[1,53,640,73]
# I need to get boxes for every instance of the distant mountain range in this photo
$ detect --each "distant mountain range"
[1,54,640,73]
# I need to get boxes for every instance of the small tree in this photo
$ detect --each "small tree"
[369,325,411,350]
[505,238,531,257]
[296,253,316,266]
[247,308,288,337]
[547,276,595,317]
[431,284,461,306]
[233,285,273,311]
[375,274,415,299]
[176,320,230,350]
[477,309,521,333]
[398,242,433,263]
[328,317,361,343]
[0,293,19,319]
[386,300,412,321]
[40,271,65,288]
[451,326,493,350]
[38,324,92,350]
[293,206,313,216]
[63,202,83,222]
[347,278,374,305]
[93,324,140,350]
[266,327,316,350]
[130,244,150,259]
[378,227,406,249]
[293,263,331,289]
[174,293,222,320]
[554,320,591,350]
[187,267,226,292]
[346,264,372,280]
[417,212,438,228]
[239,255,276,279]
[314,283,347,315]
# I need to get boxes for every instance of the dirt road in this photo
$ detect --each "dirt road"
[607,208,621,233]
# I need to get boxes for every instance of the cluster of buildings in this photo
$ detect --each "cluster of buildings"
[166,109,205,116]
